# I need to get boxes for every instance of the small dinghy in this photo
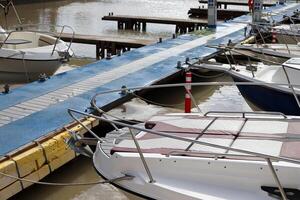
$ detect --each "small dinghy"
[194,58,300,115]
[0,26,73,83]
[0,0,74,83]
[89,111,300,200]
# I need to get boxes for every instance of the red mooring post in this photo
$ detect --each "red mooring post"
[185,71,192,113]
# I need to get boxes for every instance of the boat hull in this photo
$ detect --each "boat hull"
[0,57,62,83]
[233,76,300,115]
[276,34,300,44]
[93,142,300,200]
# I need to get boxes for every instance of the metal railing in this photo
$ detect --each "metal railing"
[0,24,75,58]
[66,77,300,200]
[68,107,300,200]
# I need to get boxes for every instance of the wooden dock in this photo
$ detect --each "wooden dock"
[188,8,249,20]
[198,0,277,9]
[59,33,154,60]
[102,15,208,34]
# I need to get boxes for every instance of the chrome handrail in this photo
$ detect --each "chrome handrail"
[68,108,297,199]
[8,23,75,56]
[204,111,287,118]
[68,109,300,165]
[282,64,300,109]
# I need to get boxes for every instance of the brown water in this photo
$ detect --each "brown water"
[4,1,256,199]
[2,0,202,58]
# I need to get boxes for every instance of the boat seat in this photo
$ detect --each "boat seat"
[110,115,300,160]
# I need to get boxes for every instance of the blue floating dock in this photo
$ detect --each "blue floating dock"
[0,3,299,156]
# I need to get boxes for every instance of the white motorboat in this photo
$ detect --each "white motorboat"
[273,24,300,44]
[232,43,300,64]
[88,111,300,200]
[194,58,300,115]
[0,26,73,83]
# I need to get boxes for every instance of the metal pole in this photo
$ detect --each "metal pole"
[207,0,217,28]
[128,128,155,183]
[266,158,287,200]
[282,65,300,109]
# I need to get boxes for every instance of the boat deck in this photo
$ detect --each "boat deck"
[0,3,298,156]
[105,113,300,161]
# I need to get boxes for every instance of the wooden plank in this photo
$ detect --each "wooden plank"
[198,0,276,6]
[188,8,249,19]
[59,33,154,46]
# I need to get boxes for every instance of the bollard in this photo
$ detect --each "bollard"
[106,52,112,60]
[176,61,182,69]
[120,85,128,96]
[185,71,192,113]
[117,49,122,56]
[3,84,9,94]
[185,57,190,64]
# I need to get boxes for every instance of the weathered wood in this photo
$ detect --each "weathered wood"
[198,0,276,7]
[102,15,207,26]
[188,8,249,20]
[102,15,207,33]
[58,33,154,60]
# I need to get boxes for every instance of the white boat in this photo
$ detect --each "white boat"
[232,43,300,64]
[273,24,300,44]
[88,111,300,200]
[0,26,73,83]
[194,58,300,115]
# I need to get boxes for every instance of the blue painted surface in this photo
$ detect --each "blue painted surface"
[233,77,300,116]
[0,3,299,155]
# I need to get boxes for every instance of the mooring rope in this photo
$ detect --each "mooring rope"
[0,171,133,186]
[131,92,183,108]
[190,71,226,79]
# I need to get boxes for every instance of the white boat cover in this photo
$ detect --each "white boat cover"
[111,114,300,160]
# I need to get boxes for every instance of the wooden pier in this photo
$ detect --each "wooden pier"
[59,33,154,60]
[198,0,277,9]
[188,8,249,20]
[102,15,208,34]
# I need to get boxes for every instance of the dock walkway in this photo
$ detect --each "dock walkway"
[188,8,249,20]
[198,0,277,9]
[59,33,154,59]
[102,15,208,33]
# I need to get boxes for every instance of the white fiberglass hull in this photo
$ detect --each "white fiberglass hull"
[94,143,300,200]
[0,30,73,83]
[0,56,62,83]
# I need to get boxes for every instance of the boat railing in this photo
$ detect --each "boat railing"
[0,0,22,25]
[68,107,299,200]
[204,111,287,118]
[66,80,300,199]
[11,23,75,57]
[0,24,75,58]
